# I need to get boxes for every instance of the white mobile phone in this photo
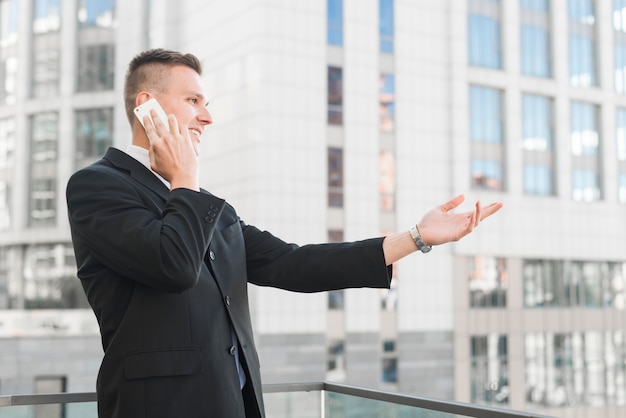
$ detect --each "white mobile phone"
[133,98,170,132]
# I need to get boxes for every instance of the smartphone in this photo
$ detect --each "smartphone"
[133,98,170,132]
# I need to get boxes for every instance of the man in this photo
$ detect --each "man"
[66,49,502,418]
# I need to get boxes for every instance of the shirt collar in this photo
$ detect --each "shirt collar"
[125,145,170,189]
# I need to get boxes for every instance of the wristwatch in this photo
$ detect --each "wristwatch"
[409,224,432,253]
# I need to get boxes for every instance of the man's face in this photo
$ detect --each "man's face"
[155,65,213,154]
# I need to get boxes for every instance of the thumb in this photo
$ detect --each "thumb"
[440,194,465,212]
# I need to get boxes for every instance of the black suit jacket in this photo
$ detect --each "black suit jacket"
[66,147,391,418]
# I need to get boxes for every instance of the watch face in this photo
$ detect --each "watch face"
[421,245,432,253]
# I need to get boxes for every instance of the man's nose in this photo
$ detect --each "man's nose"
[200,107,213,125]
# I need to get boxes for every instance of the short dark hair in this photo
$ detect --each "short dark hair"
[123,49,203,125]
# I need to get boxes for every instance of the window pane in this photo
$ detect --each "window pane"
[379,151,395,211]
[379,73,395,132]
[469,256,508,308]
[568,0,597,87]
[328,66,343,125]
[23,244,87,309]
[0,118,15,230]
[0,0,18,105]
[77,0,116,28]
[29,113,58,227]
[522,94,554,195]
[328,147,343,207]
[471,334,509,405]
[327,0,343,46]
[76,1,116,92]
[75,108,113,168]
[468,13,502,69]
[523,260,564,307]
[379,0,394,53]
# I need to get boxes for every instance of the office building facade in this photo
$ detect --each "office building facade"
[0,1,625,417]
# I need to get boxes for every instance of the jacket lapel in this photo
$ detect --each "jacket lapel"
[103,147,170,200]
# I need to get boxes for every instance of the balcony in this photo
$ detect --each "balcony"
[0,381,554,418]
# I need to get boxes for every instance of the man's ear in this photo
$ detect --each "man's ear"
[135,92,152,107]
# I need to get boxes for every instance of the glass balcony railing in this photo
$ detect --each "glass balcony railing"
[0,381,556,418]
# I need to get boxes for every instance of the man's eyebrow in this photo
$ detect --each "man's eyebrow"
[188,91,209,106]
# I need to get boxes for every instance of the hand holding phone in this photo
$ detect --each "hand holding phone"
[133,98,170,132]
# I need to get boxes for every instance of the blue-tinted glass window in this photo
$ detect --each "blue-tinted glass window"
[572,169,600,201]
[470,86,502,144]
[615,1,626,93]
[522,94,554,196]
[524,165,553,195]
[468,14,502,69]
[570,102,598,156]
[0,0,18,37]
[521,0,549,11]
[471,159,503,190]
[614,0,626,32]
[570,101,602,202]
[78,0,116,28]
[470,85,504,191]
[328,0,343,46]
[379,73,395,132]
[568,0,597,87]
[380,0,394,53]
[521,26,550,77]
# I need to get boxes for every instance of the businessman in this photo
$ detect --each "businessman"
[66,49,502,418]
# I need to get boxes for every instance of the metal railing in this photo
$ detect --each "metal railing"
[0,381,555,418]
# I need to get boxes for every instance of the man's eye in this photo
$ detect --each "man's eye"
[189,98,197,104]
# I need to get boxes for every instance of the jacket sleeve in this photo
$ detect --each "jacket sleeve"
[242,222,392,292]
[66,165,225,293]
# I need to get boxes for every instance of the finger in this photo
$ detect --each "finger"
[474,201,481,227]
[479,202,503,221]
[440,194,465,213]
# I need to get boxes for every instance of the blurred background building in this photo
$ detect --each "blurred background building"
[0,1,625,417]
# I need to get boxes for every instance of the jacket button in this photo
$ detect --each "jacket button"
[225,296,231,306]
[209,250,215,261]
[229,345,236,356]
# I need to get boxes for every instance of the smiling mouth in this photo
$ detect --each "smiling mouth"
[189,128,202,139]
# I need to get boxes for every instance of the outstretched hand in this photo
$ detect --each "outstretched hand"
[417,194,503,246]
[381,195,503,265]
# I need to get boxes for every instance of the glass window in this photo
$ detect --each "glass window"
[76,1,116,92]
[469,85,505,191]
[0,117,15,230]
[29,113,58,227]
[77,0,115,28]
[468,0,502,69]
[617,108,626,202]
[525,331,616,407]
[570,101,601,201]
[328,66,343,125]
[327,340,346,381]
[520,0,551,77]
[379,73,395,132]
[379,0,394,53]
[379,150,395,211]
[469,256,508,308]
[0,0,18,105]
[32,0,61,98]
[522,94,555,195]
[75,108,113,168]
[328,147,343,207]
[568,0,597,87]
[327,0,343,46]
[471,334,509,405]
[23,243,86,309]
[614,0,626,94]
[523,259,564,307]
